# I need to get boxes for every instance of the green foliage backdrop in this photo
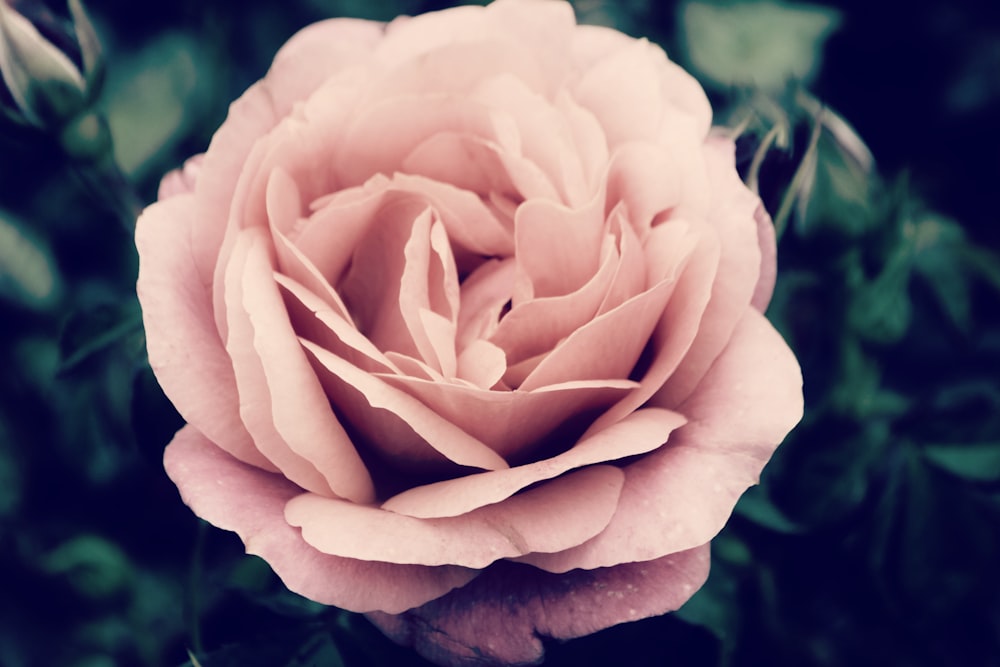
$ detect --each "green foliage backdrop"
[1,1,998,666]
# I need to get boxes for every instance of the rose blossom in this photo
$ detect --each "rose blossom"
[136,0,803,664]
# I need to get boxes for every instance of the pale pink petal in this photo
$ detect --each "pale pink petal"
[581,221,718,437]
[157,154,204,200]
[239,229,376,504]
[521,309,803,572]
[399,213,459,374]
[164,426,476,613]
[597,208,647,315]
[455,339,507,389]
[337,94,510,189]
[292,175,390,285]
[511,189,606,300]
[456,258,517,349]
[223,227,334,496]
[652,137,763,407]
[286,465,625,567]
[403,131,560,202]
[555,90,609,194]
[375,373,636,463]
[572,38,667,147]
[382,407,686,518]
[337,198,432,360]
[750,202,778,312]
[367,545,710,667]
[276,274,398,375]
[192,82,279,287]
[517,258,688,392]
[264,18,383,114]
[136,194,276,472]
[604,142,709,240]
[389,173,514,266]
[474,73,589,206]
[492,235,617,368]
[302,339,509,472]
[377,0,576,94]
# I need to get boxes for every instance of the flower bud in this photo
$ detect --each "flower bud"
[0,0,103,129]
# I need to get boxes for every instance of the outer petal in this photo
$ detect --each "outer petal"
[651,137,763,407]
[136,194,276,472]
[163,426,477,613]
[367,545,710,667]
[522,309,803,572]
[285,465,624,568]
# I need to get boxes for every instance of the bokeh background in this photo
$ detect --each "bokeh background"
[2,1,999,666]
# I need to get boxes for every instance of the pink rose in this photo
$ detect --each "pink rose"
[136,0,803,664]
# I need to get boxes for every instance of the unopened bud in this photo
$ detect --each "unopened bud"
[0,0,103,130]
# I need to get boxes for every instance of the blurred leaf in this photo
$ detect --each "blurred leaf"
[847,248,913,345]
[674,547,742,663]
[41,535,133,599]
[922,442,1000,483]
[58,300,143,373]
[829,337,910,421]
[678,0,841,91]
[734,485,803,534]
[796,112,876,238]
[103,32,212,177]
[0,209,61,309]
[0,422,23,517]
[183,626,346,667]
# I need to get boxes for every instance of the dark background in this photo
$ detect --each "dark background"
[1,1,998,666]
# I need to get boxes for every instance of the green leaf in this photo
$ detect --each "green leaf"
[678,0,841,91]
[0,209,61,309]
[58,301,143,373]
[922,442,1000,482]
[103,32,213,176]
[734,485,803,534]
[41,535,133,599]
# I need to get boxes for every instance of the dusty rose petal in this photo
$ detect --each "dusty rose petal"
[136,195,276,473]
[286,465,624,567]
[512,189,606,300]
[164,426,476,613]
[157,154,204,200]
[375,373,636,462]
[302,339,510,472]
[381,407,686,519]
[518,253,687,392]
[238,229,376,503]
[491,236,617,367]
[223,227,334,496]
[750,202,778,312]
[367,545,710,667]
[580,220,718,437]
[521,309,803,572]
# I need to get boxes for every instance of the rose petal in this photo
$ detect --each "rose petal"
[521,309,803,572]
[750,202,778,312]
[238,228,376,503]
[367,545,710,667]
[164,426,476,613]
[492,234,617,368]
[651,137,763,407]
[375,373,637,463]
[381,407,685,519]
[511,188,606,301]
[286,465,625,567]
[580,220,719,437]
[517,239,694,392]
[302,338,510,472]
[223,227,335,496]
[136,194,276,472]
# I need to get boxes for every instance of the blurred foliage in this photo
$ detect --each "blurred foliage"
[1,0,999,666]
